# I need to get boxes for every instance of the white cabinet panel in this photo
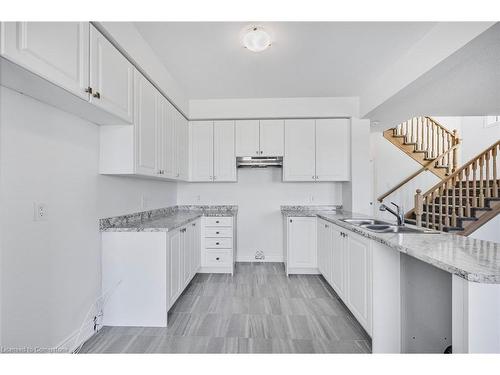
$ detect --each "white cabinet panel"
[315,119,350,181]
[163,100,177,179]
[90,25,134,123]
[182,226,191,288]
[286,217,317,270]
[235,120,260,156]
[134,74,158,176]
[189,121,213,182]
[1,22,90,100]
[318,219,333,284]
[213,121,236,182]
[331,225,346,299]
[168,229,182,307]
[346,231,372,334]
[284,119,316,181]
[176,112,189,180]
[260,120,284,156]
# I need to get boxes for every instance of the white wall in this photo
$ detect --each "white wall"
[0,87,177,350]
[189,97,359,119]
[177,168,341,261]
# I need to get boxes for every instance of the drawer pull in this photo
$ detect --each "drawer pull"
[216,231,220,234]
[216,257,220,261]
[216,220,220,224]
[216,242,220,245]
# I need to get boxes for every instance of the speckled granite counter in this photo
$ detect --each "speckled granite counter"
[100,205,237,233]
[281,206,500,284]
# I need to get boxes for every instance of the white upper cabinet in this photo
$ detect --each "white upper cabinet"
[189,121,214,182]
[175,111,189,180]
[235,120,260,156]
[283,119,316,181]
[162,100,176,179]
[315,119,350,181]
[89,25,134,123]
[0,22,90,100]
[213,121,236,182]
[284,119,351,182]
[134,73,158,176]
[235,119,284,157]
[259,120,284,156]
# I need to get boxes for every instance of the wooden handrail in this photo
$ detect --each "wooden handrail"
[408,140,500,226]
[377,142,460,202]
[420,140,499,199]
[425,116,456,138]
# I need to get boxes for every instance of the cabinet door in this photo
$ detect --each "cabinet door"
[283,119,316,181]
[190,220,201,275]
[287,217,317,269]
[168,229,182,307]
[176,112,189,180]
[235,120,260,156]
[134,74,158,176]
[89,25,134,123]
[182,227,191,287]
[331,226,346,299]
[163,100,176,179]
[260,120,284,156]
[214,121,236,182]
[346,232,372,333]
[315,119,350,181]
[189,121,213,181]
[1,22,90,100]
[317,219,327,276]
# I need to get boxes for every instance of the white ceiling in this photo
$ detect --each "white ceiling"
[134,22,436,100]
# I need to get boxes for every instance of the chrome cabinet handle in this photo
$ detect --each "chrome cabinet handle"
[85,87,93,94]
[93,91,101,99]
[260,151,263,154]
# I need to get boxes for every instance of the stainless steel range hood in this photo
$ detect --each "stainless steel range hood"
[236,156,283,168]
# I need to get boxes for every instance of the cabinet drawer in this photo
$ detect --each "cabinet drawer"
[205,250,232,267]
[205,227,233,238]
[205,238,232,249]
[205,217,233,227]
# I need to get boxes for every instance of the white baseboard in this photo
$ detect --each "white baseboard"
[236,255,283,262]
[287,267,320,275]
[56,318,97,353]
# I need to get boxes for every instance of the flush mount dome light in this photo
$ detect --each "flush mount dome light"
[241,25,272,52]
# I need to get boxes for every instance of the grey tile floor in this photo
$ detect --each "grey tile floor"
[79,262,371,353]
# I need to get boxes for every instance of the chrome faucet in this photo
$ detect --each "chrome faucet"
[379,202,405,226]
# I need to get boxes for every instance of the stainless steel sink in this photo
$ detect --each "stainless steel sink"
[342,218,391,226]
[361,224,425,233]
[342,218,439,234]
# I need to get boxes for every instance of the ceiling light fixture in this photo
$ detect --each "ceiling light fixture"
[241,25,272,52]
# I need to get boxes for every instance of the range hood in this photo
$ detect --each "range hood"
[236,156,283,168]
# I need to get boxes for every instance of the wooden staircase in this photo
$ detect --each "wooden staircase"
[406,140,500,235]
[379,116,460,202]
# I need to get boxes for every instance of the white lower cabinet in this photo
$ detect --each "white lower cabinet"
[285,216,317,274]
[289,218,372,336]
[201,216,235,274]
[102,218,201,328]
[345,230,372,335]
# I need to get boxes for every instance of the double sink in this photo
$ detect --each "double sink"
[341,218,438,234]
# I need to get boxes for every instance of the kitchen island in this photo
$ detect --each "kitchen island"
[282,205,500,353]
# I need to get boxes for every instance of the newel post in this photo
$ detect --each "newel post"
[415,189,423,227]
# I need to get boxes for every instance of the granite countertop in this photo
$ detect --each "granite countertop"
[100,205,237,233]
[281,205,500,284]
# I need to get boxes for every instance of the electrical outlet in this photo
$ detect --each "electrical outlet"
[33,202,48,221]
